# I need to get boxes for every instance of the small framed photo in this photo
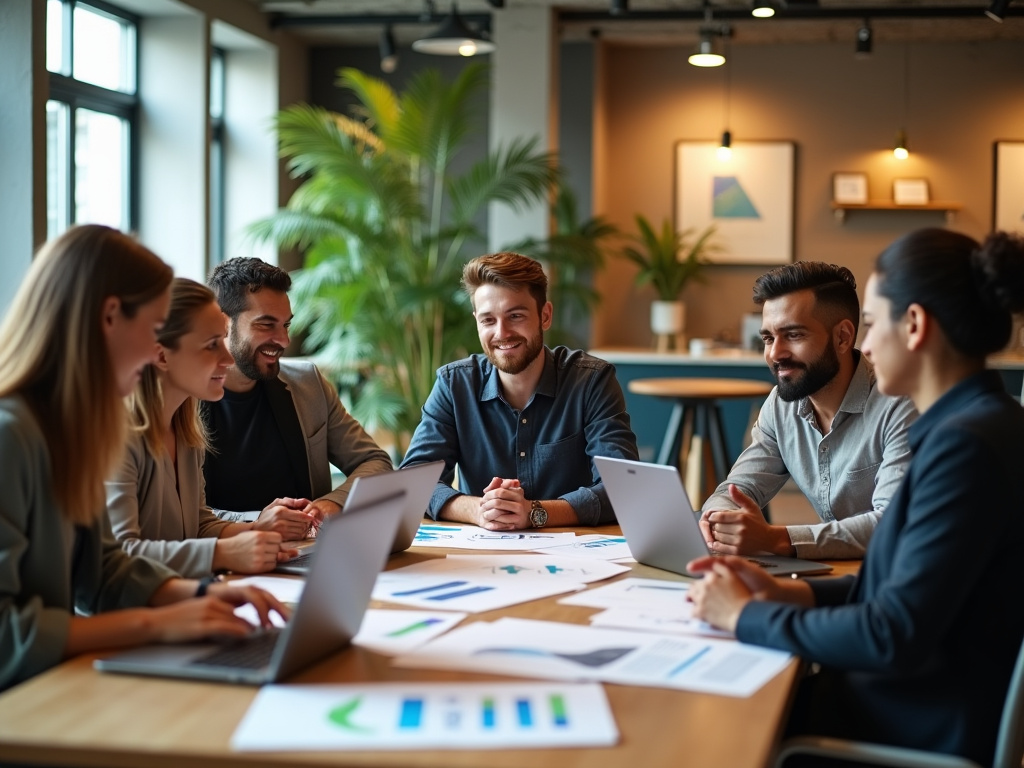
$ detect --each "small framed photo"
[832,172,868,204]
[893,178,930,205]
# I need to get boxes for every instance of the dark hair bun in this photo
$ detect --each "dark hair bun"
[972,232,1024,314]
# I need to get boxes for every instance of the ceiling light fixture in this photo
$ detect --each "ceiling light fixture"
[751,0,775,18]
[689,35,726,67]
[718,130,732,162]
[689,2,730,68]
[855,19,872,58]
[893,129,909,161]
[412,2,496,56]
[985,0,1011,22]
[717,47,733,161]
[379,25,398,73]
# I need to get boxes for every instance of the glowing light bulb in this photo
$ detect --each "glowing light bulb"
[458,41,477,56]
[717,145,732,161]
[752,6,775,17]
[893,146,909,160]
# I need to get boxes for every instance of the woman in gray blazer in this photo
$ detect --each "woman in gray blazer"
[0,225,286,691]
[106,279,314,577]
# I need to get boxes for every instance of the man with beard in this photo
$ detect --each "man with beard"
[203,258,392,525]
[700,263,916,559]
[400,252,639,529]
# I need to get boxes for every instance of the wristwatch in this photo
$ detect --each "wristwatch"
[529,500,548,529]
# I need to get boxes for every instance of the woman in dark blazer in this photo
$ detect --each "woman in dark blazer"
[688,228,1024,766]
[0,225,285,691]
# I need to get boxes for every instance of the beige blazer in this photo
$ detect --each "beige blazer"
[106,430,231,578]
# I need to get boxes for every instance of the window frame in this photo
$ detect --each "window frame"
[209,46,227,265]
[46,0,140,235]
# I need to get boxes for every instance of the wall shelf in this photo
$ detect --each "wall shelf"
[832,201,963,224]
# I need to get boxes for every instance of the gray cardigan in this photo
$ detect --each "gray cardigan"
[0,396,176,691]
[106,430,231,578]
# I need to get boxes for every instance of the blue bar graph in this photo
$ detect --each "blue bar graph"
[399,698,424,729]
[516,699,533,727]
[668,646,712,678]
[550,695,569,727]
[426,585,495,601]
[482,698,496,728]
[391,581,468,597]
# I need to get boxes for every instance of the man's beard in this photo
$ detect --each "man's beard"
[229,326,283,383]
[485,330,545,375]
[773,342,841,402]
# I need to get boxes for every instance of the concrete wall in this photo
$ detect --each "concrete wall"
[592,40,1024,348]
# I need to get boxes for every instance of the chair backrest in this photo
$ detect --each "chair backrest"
[993,633,1024,768]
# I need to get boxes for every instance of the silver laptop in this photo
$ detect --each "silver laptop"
[94,493,405,685]
[595,457,833,578]
[275,461,444,576]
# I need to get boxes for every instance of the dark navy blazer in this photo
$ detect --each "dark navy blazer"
[737,370,1024,765]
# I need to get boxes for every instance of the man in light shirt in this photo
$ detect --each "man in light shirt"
[701,262,917,559]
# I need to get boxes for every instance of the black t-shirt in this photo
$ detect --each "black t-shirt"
[203,383,306,512]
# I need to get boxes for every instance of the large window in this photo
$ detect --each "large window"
[209,47,226,265]
[46,0,138,238]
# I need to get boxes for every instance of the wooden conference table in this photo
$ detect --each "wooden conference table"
[0,525,859,768]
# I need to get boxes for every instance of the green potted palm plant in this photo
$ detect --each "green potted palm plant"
[249,64,612,452]
[621,215,717,350]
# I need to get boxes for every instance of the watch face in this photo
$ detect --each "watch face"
[530,504,548,528]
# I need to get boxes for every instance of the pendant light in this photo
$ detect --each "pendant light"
[689,4,729,68]
[412,2,496,57]
[751,0,775,18]
[717,51,733,161]
[893,44,910,160]
[379,26,398,73]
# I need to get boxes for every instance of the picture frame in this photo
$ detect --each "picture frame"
[832,172,868,205]
[893,178,930,206]
[994,141,1024,236]
[675,140,795,266]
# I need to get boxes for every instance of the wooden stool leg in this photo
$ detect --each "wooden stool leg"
[678,405,696,471]
[657,401,686,467]
[707,404,730,486]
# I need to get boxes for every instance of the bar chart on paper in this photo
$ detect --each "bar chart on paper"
[231,683,618,750]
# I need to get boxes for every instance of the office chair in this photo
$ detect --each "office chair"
[774,634,1024,768]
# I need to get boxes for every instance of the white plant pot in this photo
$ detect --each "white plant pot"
[651,300,686,336]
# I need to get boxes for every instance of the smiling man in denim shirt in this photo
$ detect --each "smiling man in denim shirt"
[400,252,639,530]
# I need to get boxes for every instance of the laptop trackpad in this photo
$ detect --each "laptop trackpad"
[95,643,221,672]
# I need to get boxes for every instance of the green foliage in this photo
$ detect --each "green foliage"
[620,215,718,301]
[250,64,611,449]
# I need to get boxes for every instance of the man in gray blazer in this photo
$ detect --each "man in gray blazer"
[204,258,393,525]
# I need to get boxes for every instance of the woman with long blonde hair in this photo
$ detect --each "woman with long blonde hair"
[0,225,285,691]
[106,278,307,577]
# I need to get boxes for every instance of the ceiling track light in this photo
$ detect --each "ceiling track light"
[379,25,398,73]
[717,130,733,161]
[751,0,775,18]
[412,2,496,56]
[689,3,730,67]
[610,0,629,16]
[855,19,872,58]
[985,0,1011,22]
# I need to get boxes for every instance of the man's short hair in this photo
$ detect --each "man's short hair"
[752,262,860,335]
[207,257,291,320]
[462,252,548,312]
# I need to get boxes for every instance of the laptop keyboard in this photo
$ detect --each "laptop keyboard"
[283,550,315,569]
[189,630,280,670]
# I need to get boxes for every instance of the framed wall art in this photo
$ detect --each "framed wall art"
[994,141,1024,236]
[893,178,930,206]
[832,172,868,205]
[675,140,795,265]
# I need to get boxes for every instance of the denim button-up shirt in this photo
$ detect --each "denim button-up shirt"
[400,346,639,526]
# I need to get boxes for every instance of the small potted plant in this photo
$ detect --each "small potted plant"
[621,215,717,350]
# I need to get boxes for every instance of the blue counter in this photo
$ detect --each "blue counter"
[590,348,1024,466]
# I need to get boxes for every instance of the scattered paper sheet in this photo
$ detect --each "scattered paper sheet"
[231,682,619,751]
[394,617,791,697]
[413,524,576,551]
[374,572,585,613]
[383,555,629,585]
[559,577,692,612]
[353,609,468,656]
[231,575,305,604]
[530,535,633,561]
[588,607,733,639]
